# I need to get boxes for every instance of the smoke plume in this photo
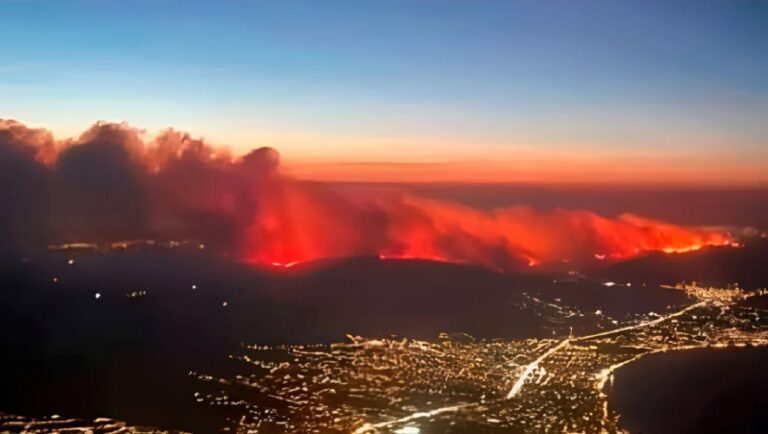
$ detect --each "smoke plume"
[0,119,733,270]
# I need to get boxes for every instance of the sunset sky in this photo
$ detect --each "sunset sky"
[2,1,767,184]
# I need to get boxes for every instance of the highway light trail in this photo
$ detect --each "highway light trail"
[356,298,714,433]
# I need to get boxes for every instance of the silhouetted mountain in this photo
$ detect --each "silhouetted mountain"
[598,238,768,289]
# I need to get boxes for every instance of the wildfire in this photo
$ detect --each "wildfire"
[243,193,734,272]
[269,261,299,268]
[2,119,736,273]
[661,244,704,254]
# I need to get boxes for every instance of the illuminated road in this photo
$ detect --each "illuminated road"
[198,283,768,433]
[574,301,708,342]
[355,299,712,433]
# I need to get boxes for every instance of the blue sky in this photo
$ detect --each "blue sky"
[2,1,767,183]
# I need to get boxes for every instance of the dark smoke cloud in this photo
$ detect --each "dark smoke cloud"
[0,119,735,271]
[55,123,147,240]
[0,119,282,257]
[0,120,54,255]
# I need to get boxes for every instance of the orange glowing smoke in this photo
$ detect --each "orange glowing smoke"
[0,119,734,271]
[243,190,733,271]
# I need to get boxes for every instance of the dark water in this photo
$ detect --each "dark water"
[610,347,768,434]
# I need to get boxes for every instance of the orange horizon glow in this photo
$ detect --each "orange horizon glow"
[21,120,768,187]
[282,158,768,186]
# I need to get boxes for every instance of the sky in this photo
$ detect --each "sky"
[1,1,767,185]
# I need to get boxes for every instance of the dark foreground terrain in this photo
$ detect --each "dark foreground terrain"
[0,240,766,432]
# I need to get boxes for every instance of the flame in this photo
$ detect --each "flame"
[242,191,733,272]
[270,260,299,268]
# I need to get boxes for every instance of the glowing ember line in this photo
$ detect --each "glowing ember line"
[269,261,299,268]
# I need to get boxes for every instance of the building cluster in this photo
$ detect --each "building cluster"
[191,284,768,433]
[0,412,187,434]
